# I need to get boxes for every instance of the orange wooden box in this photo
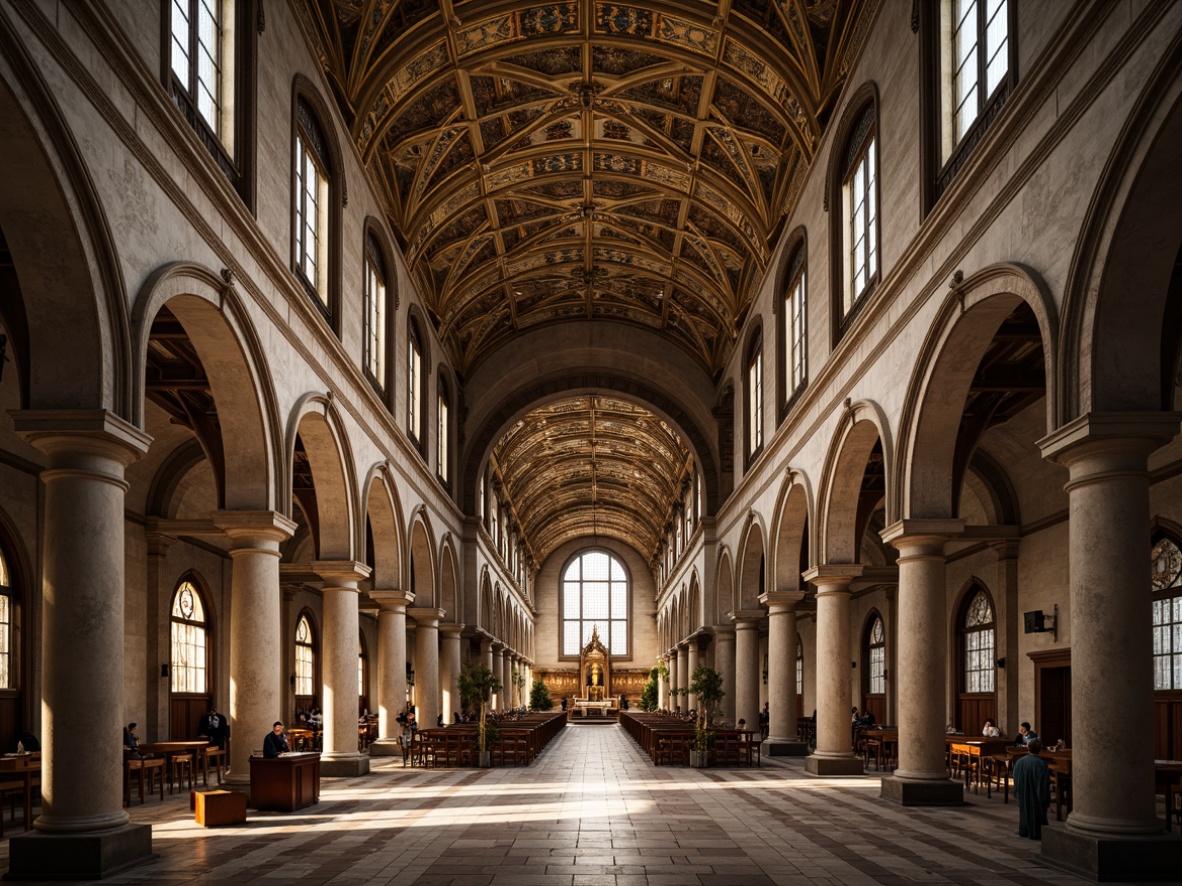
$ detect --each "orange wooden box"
[194,789,247,827]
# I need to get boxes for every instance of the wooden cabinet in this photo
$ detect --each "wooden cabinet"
[248,753,320,812]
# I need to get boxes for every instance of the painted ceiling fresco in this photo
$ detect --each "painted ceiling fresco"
[298,0,876,377]
[490,395,693,560]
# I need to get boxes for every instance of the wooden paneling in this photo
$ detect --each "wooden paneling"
[956,694,996,734]
[0,694,21,752]
[1029,649,1072,747]
[170,694,210,740]
[1155,691,1182,760]
[864,693,885,725]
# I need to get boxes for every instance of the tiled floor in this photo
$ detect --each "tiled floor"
[0,725,1137,885]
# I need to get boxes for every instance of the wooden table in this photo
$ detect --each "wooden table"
[1155,760,1182,831]
[0,755,40,832]
[950,740,1012,793]
[249,752,320,811]
[138,741,211,793]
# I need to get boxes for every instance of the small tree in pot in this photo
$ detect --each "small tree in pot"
[688,665,725,766]
[459,661,502,766]
[529,677,553,711]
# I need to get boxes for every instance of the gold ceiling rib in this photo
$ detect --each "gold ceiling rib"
[298,0,875,377]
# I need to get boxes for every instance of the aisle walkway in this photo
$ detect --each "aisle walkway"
[5,725,1108,885]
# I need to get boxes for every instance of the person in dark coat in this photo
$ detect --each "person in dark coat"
[1013,740,1051,838]
[263,721,289,758]
[200,707,230,749]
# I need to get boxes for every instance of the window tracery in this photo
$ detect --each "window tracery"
[170,580,208,694]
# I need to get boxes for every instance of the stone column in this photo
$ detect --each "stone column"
[803,566,865,775]
[491,643,505,710]
[440,625,463,724]
[761,591,808,755]
[407,608,444,728]
[502,650,513,709]
[879,522,964,805]
[314,561,372,777]
[686,640,700,712]
[676,644,689,713]
[657,656,668,709]
[8,412,152,879]
[884,587,899,725]
[1038,414,1182,878]
[731,611,762,731]
[369,590,412,755]
[714,627,736,722]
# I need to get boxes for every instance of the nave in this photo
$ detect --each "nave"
[6,725,1113,886]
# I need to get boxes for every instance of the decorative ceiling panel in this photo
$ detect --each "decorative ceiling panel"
[299,0,875,375]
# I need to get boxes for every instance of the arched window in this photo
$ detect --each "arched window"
[745,328,763,461]
[866,615,885,695]
[295,98,333,315]
[562,550,629,656]
[170,580,208,693]
[363,233,389,392]
[437,375,450,485]
[843,104,878,317]
[961,586,995,693]
[0,544,13,690]
[1152,536,1182,691]
[780,243,807,410]
[294,613,316,697]
[407,317,424,447]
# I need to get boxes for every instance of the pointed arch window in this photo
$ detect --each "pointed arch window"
[170,581,208,694]
[295,614,315,697]
[363,234,389,392]
[562,551,629,657]
[1152,536,1182,691]
[962,587,996,693]
[0,546,13,690]
[867,616,885,695]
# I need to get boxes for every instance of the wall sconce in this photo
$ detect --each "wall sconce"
[289,674,296,687]
[160,663,170,678]
[1023,604,1059,641]
[996,657,1006,669]
[851,661,857,669]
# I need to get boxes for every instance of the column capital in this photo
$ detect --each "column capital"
[1039,411,1182,464]
[407,607,446,627]
[11,408,152,465]
[439,622,464,638]
[728,609,764,624]
[312,560,372,588]
[712,624,735,639]
[760,590,806,612]
[880,519,965,550]
[370,589,413,610]
[802,564,862,587]
[213,510,297,547]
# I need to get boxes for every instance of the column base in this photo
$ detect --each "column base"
[763,739,810,756]
[6,824,153,880]
[1039,824,1182,881]
[805,754,865,776]
[320,754,371,777]
[368,738,403,757]
[880,776,964,806]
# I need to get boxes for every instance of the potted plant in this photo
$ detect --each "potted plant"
[529,677,554,711]
[639,665,661,712]
[687,665,725,767]
[459,661,502,767]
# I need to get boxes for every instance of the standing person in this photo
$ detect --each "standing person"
[200,707,230,749]
[263,721,289,758]
[759,702,769,739]
[1013,740,1051,838]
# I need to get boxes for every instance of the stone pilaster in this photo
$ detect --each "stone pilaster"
[730,611,762,731]
[8,411,153,879]
[1037,414,1182,879]
[440,624,463,723]
[368,589,412,756]
[408,608,444,728]
[803,566,865,776]
[491,643,505,710]
[314,561,372,777]
[879,521,964,806]
[761,591,809,755]
[656,655,668,709]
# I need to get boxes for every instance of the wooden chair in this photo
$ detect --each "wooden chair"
[123,757,165,806]
[169,754,194,794]
[204,746,227,785]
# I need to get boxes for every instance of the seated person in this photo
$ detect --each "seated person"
[263,721,289,758]
[982,717,1001,737]
[858,709,876,727]
[1015,721,1038,745]
[123,722,142,757]
[16,731,40,753]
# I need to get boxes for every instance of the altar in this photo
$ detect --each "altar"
[574,700,612,717]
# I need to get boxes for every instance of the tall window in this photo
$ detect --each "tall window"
[363,235,388,390]
[170,580,208,693]
[745,331,763,459]
[358,634,367,700]
[946,0,1009,152]
[0,546,12,690]
[562,551,629,656]
[844,106,877,315]
[408,319,424,445]
[295,100,331,311]
[295,614,315,696]
[783,246,807,400]
[796,637,803,697]
[962,587,996,693]
[866,615,885,695]
[437,379,450,485]
[1152,536,1182,691]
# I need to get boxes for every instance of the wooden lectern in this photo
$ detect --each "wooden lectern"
[248,752,321,812]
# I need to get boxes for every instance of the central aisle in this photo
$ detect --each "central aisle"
[58,723,1098,886]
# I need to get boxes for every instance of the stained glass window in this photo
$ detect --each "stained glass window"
[561,551,628,656]
[1152,537,1182,691]
[962,587,995,694]
[170,581,207,694]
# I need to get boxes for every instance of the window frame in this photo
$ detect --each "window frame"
[294,611,318,699]
[0,541,16,693]
[776,235,808,421]
[1152,534,1182,692]
[743,325,764,465]
[959,584,996,695]
[169,577,210,696]
[436,373,451,488]
[407,314,427,452]
[864,613,886,697]
[559,549,631,660]
[362,230,392,397]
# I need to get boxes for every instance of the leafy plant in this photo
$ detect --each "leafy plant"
[688,665,725,756]
[458,661,503,752]
[529,677,553,711]
[639,665,660,712]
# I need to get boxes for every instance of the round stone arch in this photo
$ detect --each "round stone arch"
[1060,47,1182,419]
[133,263,281,511]
[771,469,814,593]
[816,400,894,564]
[714,548,734,626]
[460,373,721,518]
[285,395,359,561]
[438,536,460,621]
[687,571,702,635]
[360,463,405,590]
[736,512,768,610]
[408,508,438,608]
[0,33,130,414]
[478,570,493,633]
[893,264,1057,521]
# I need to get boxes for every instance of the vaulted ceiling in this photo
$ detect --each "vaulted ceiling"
[298,0,876,377]
[491,395,693,561]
